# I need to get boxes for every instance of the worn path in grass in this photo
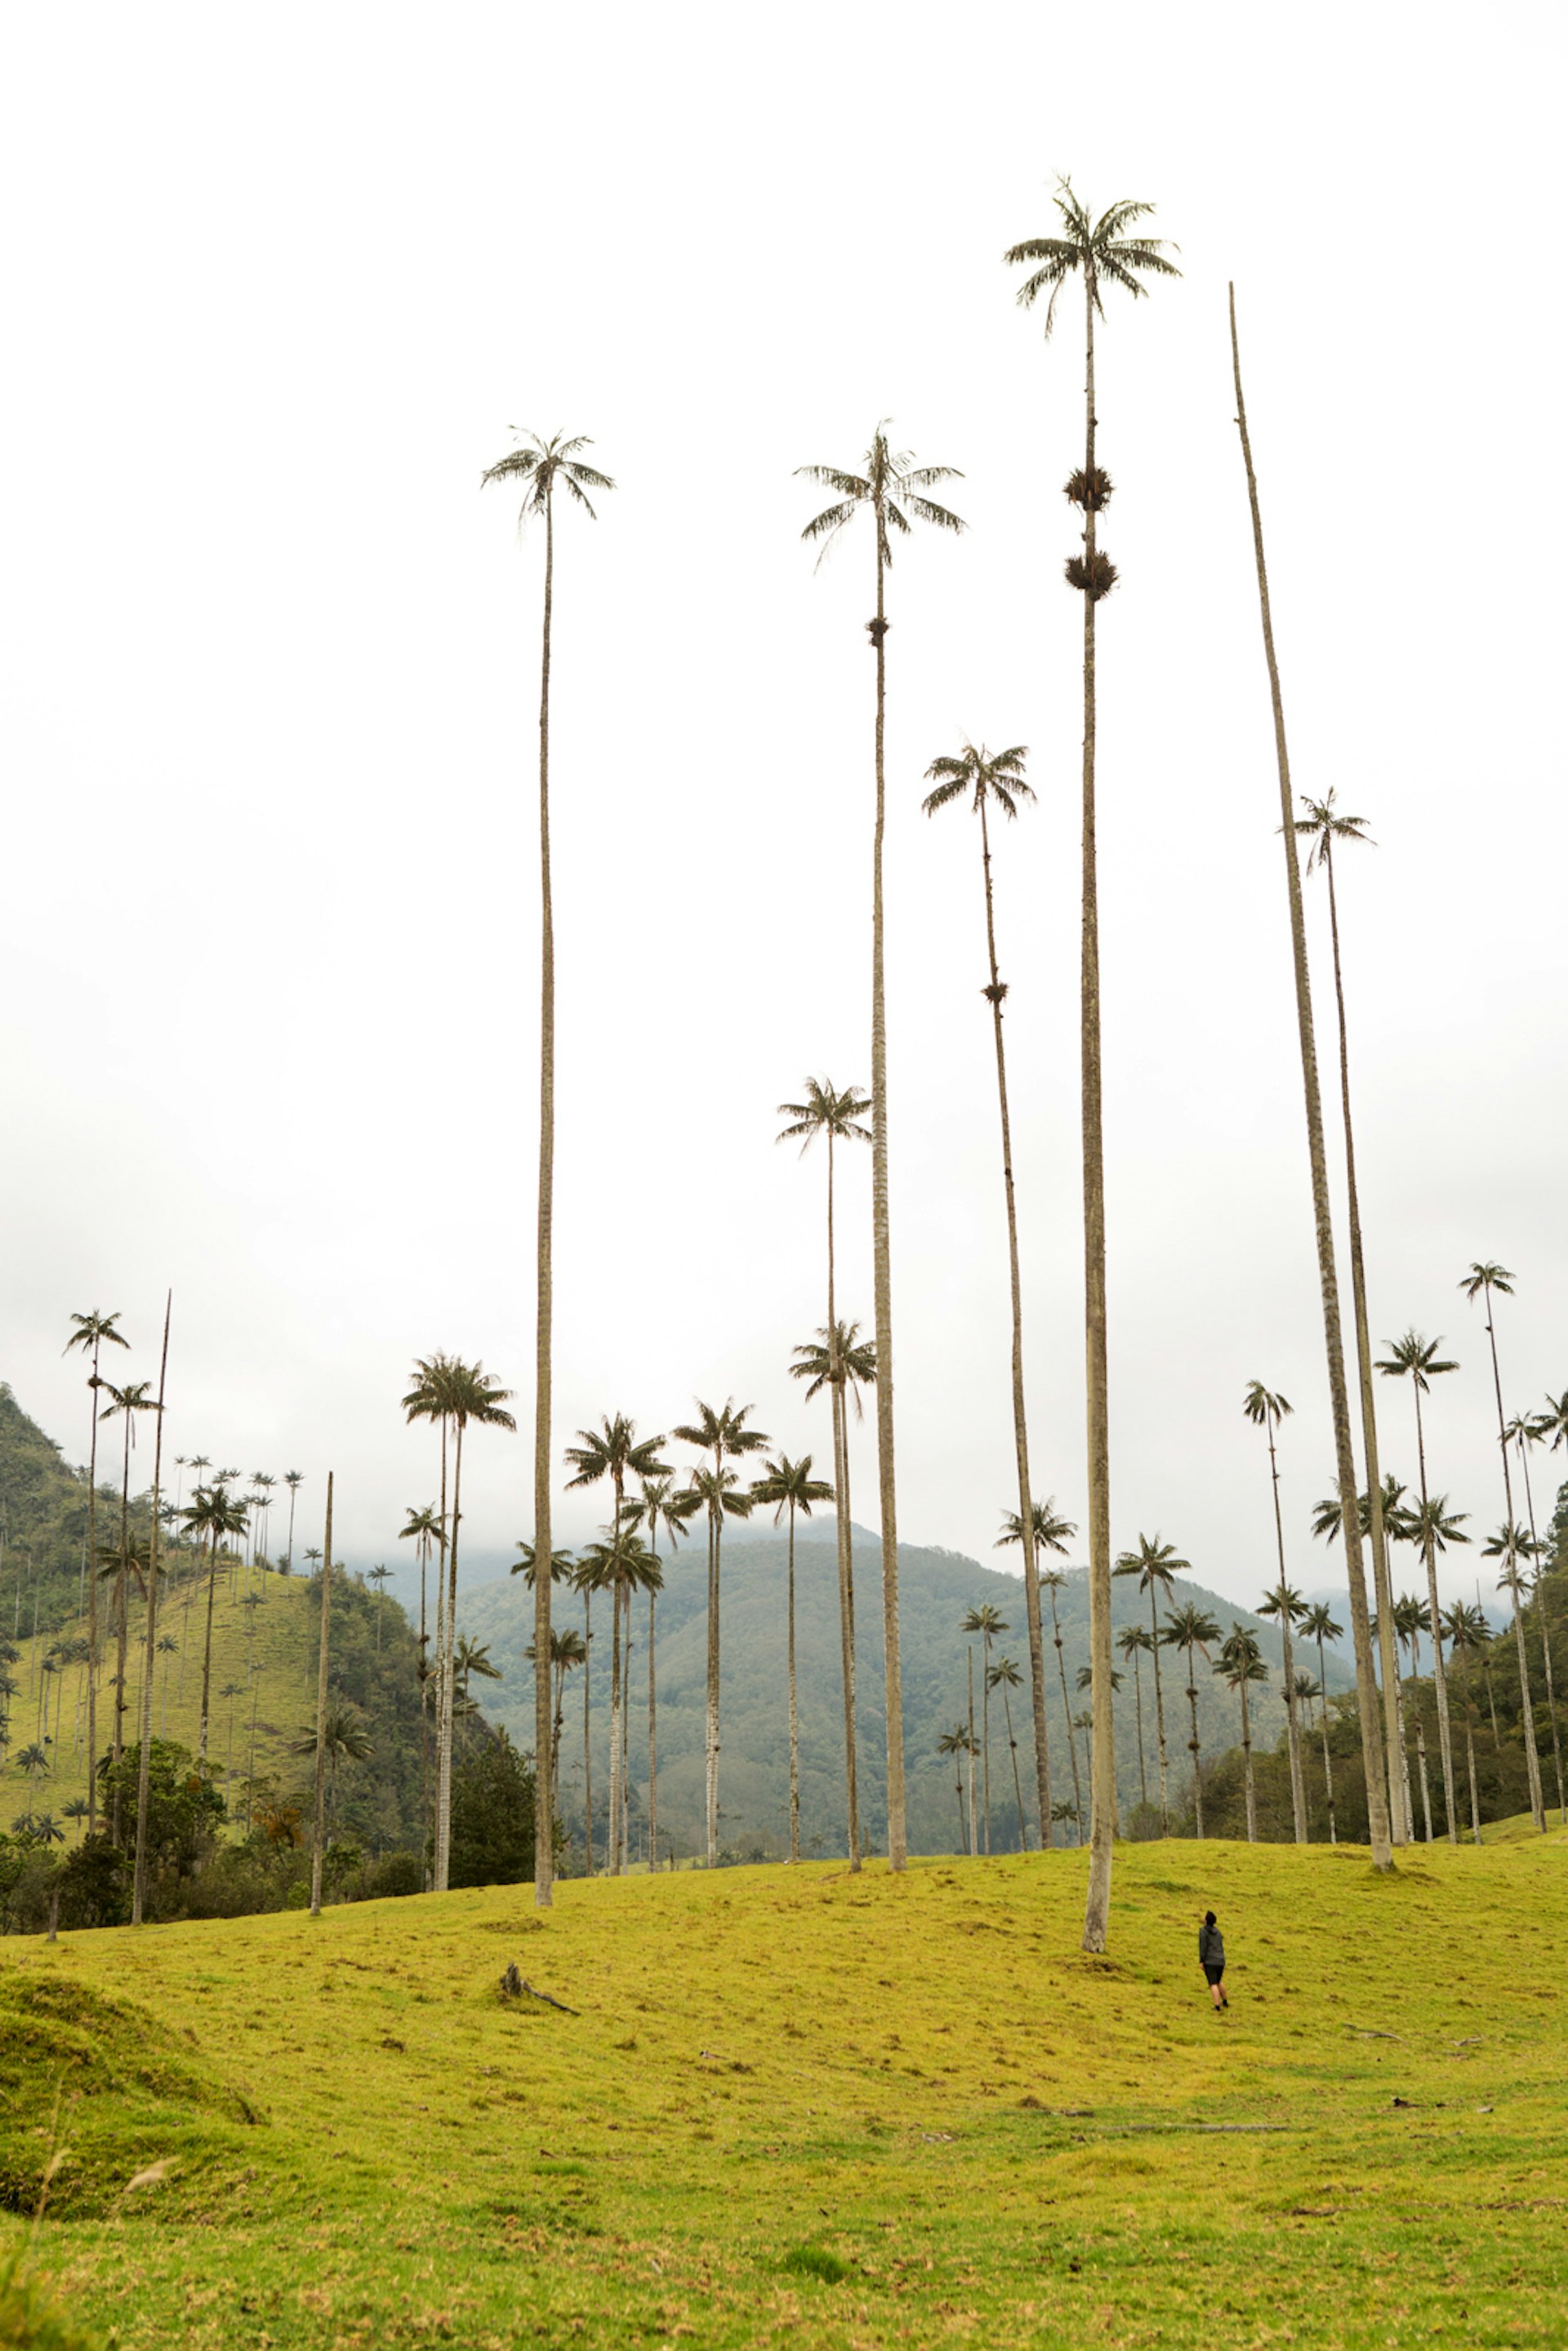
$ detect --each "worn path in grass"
[3,1836,1566,2349]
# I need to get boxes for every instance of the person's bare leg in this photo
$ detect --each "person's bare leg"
[1209,1980,1223,2010]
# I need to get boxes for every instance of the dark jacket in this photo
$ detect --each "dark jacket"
[1199,1921,1224,1969]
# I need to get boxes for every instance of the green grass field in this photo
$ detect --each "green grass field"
[4,1832,1567,2349]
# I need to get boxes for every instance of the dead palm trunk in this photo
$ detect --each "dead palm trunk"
[869,522,907,1872]
[1185,1652,1205,1837]
[705,1502,720,1868]
[1148,1587,1170,1833]
[1238,1676,1256,1842]
[131,1297,170,1925]
[1410,1384,1459,1842]
[1077,273,1116,1953]
[309,1474,334,1917]
[532,488,558,1909]
[1229,287,1392,1871]
[198,1533,220,1762]
[1314,1628,1339,1845]
[978,793,1045,1850]
[1321,835,1405,1837]
[84,1351,103,1834]
[965,1648,978,1855]
[646,1556,660,1870]
[608,1573,624,1877]
[581,1584,595,1873]
[434,1423,465,1890]
[824,1130,861,1874]
[786,1496,800,1863]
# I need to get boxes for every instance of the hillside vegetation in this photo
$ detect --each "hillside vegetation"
[2,1835,1566,2349]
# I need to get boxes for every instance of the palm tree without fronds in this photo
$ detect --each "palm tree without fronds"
[1228,287,1392,1873]
[1116,1622,1154,1815]
[1242,1383,1308,1841]
[987,1654,1029,1852]
[1482,1520,1548,1832]
[64,1308,128,1832]
[1164,1603,1220,1836]
[483,430,614,1912]
[960,1602,1009,1855]
[403,1356,516,1888]
[674,1399,767,1870]
[1112,1533,1187,1834]
[564,1416,670,1872]
[1008,180,1178,1948]
[923,740,1054,1851]
[1216,1627,1269,1842]
[1504,1409,1566,1827]
[525,1624,586,1792]
[751,1455,834,1863]
[1377,1331,1463,1841]
[96,1377,158,1784]
[182,1483,249,1764]
[622,1473,700,1872]
[797,430,964,1877]
[938,1724,977,1855]
[1294,791,1403,1832]
[1300,1602,1343,1842]
[792,1320,877,1868]
[997,1498,1076,1846]
[1441,1600,1489,1843]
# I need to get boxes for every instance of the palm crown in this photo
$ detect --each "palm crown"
[791,1324,876,1409]
[997,1500,1077,1557]
[1004,181,1179,336]
[751,1454,834,1522]
[1294,790,1373,872]
[1113,1533,1188,1593]
[1460,1261,1515,1305]
[564,1415,670,1499]
[777,1078,871,1154]
[1377,1330,1459,1391]
[797,425,964,571]
[922,742,1033,823]
[481,431,614,523]
[1242,1381,1291,1430]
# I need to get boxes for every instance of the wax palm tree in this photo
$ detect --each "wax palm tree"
[403,1356,516,1887]
[672,1400,768,1868]
[622,1473,700,1872]
[1503,1409,1566,1826]
[281,1470,305,1569]
[1294,790,1402,1827]
[797,430,964,1874]
[1459,1261,1544,1827]
[1242,1383,1307,1841]
[64,1307,128,1832]
[483,430,613,1909]
[1008,181,1178,1944]
[14,1744,49,1780]
[604,1532,665,1874]
[155,1632,177,1735]
[1116,1622,1154,1815]
[791,1321,875,1868]
[751,1455,834,1863]
[1389,1592,1435,1841]
[182,1484,249,1764]
[1113,1533,1187,1833]
[987,1654,1028,1851]
[1300,1602,1343,1842]
[922,740,1054,1844]
[290,1700,374,1833]
[1376,1331,1462,1841]
[1216,1627,1269,1842]
[367,1563,393,1654]
[1164,1604,1220,1836]
[62,1794,88,1842]
[1441,1601,1489,1843]
[565,1417,670,1871]
[997,1498,1076,1846]
[524,1625,586,1792]
[960,1602,1009,1855]
[1254,1578,1309,1832]
[938,1724,976,1855]
[1228,290,1392,1871]
[1036,1568,1080,1841]
[1482,1521,1548,1830]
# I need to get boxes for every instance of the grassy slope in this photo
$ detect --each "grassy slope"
[3,1835,1566,2349]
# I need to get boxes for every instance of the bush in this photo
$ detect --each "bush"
[361,1851,422,1899]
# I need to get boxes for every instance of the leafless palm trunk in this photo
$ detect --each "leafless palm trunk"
[965,1648,978,1855]
[869,527,907,1871]
[1185,1654,1205,1837]
[705,1505,720,1868]
[434,1425,464,1890]
[1479,1301,1545,1829]
[1239,1678,1256,1843]
[1315,1630,1339,1845]
[532,490,557,1908]
[84,1350,102,1834]
[581,1586,594,1874]
[310,1475,334,1918]
[647,1557,660,1870]
[1049,1586,1083,1836]
[1513,1433,1566,1825]
[1148,1587,1170,1833]
[1322,840,1405,1837]
[1131,1653,1148,1814]
[1077,275,1116,1954]
[1229,287,1392,1871]
[1410,1385,1459,1841]
[198,1534,220,1762]
[608,1577,624,1877]
[131,1296,170,1925]
[786,1498,800,1863]
[825,1130,861,1873]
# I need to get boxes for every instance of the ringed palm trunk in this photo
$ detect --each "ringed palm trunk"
[1131,1654,1148,1814]
[1049,1588,1083,1835]
[1323,840,1405,1837]
[109,1414,132,1841]
[1264,1427,1307,1841]
[705,1502,720,1868]
[786,1499,800,1863]
[647,1548,659,1870]
[1185,1653,1205,1837]
[1411,1386,1459,1841]
[1514,1436,1566,1825]
[532,489,558,1908]
[85,1351,102,1834]
[1077,274,1116,1954]
[1149,1588,1170,1833]
[1239,1677,1256,1842]
[1316,1631,1338,1845]
[132,1297,170,1926]
[198,1534,220,1762]
[310,1476,334,1917]
[1001,1681,1027,1850]
[869,526,908,1871]
[434,1424,465,1890]
[978,793,1045,1850]
[581,1586,594,1873]
[608,1576,624,1877]
[1229,287,1392,1870]
[1480,1304,1544,1829]
[825,1133,861,1873]
[965,1649,978,1855]
[1460,1663,1483,1844]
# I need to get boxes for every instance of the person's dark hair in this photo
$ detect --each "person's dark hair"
[1204,1910,1216,1927]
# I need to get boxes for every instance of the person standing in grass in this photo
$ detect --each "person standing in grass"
[1199,1910,1229,2011]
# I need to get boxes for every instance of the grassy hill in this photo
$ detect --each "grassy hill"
[3,1833,1566,2349]
[461,1525,1353,1859]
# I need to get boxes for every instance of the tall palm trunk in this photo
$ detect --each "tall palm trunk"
[1000,1681,1027,1850]
[1076,277,1116,1953]
[1263,1427,1307,1840]
[786,1498,800,1863]
[131,1297,170,1925]
[1239,1676,1256,1842]
[1148,1587,1170,1832]
[1459,1661,1483,1844]
[84,1347,103,1834]
[1479,1302,1545,1828]
[1322,838,1405,1836]
[310,1476,334,1917]
[1049,1585,1082,1836]
[1513,1433,1566,1824]
[435,1423,465,1890]
[981,1632,993,1855]
[1131,1653,1149,1813]
[965,1648,978,1855]
[1185,1649,1205,1837]
[978,793,1045,1850]
[110,1412,133,1841]
[869,526,907,1871]
[705,1498,720,1868]
[647,1546,660,1870]
[1410,1385,1459,1841]
[825,1130,861,1872]
[532,490,558,1908]
[198,1533,220,1761]
[1229,287,1392,1871]
[581,1586,594,1873]
[1315,1628,1338,1845]
[608,1575,624,1877]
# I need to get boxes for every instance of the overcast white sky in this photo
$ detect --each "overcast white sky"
[3,2,1563,1616]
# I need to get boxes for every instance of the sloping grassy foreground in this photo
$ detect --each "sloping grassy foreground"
[2,1836,1566,2349]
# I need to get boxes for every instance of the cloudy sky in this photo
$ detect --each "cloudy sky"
[3,2,1563,1617]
